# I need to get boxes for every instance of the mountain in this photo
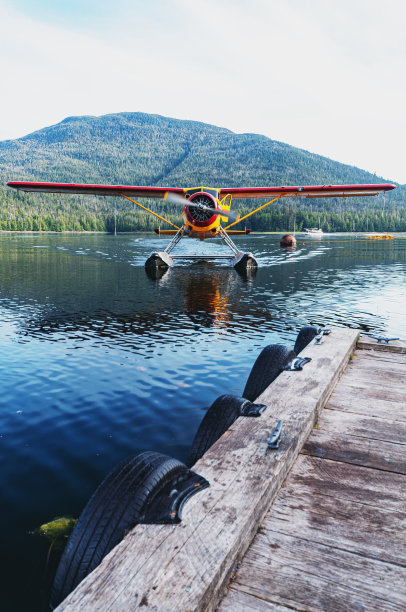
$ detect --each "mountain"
[0,112,405,232]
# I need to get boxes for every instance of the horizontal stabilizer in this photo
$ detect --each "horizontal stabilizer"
[154,229,179,235]
[154,228,251,236]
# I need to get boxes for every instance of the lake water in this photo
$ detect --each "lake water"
[1,232,405,611]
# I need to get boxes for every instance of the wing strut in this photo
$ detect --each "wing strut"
[223,195,282,230]
[120,193,181,230]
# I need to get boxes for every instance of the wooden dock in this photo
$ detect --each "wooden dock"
[219,338,406,611]
[56,330,406,611]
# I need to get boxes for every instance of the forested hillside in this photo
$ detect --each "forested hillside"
[0,112,405,232]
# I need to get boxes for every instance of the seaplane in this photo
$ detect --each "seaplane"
[7,181,396,272]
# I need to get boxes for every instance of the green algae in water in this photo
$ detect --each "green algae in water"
[33,516,78,575]
[37,517,77,550]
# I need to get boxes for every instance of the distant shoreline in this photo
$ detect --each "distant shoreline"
[0,230,405,236]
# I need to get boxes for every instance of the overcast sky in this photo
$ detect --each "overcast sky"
[1,0,405,183]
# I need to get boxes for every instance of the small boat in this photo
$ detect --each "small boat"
[304,227,323,235]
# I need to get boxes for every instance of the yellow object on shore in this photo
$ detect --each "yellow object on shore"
[366,234,394,240]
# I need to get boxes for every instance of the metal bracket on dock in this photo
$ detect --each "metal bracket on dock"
[240,400,267,417]
[284,357,312,371]
[314,329,332,344]
[267,420,283,449]
[138,470,210,524]
[368,334,400,344]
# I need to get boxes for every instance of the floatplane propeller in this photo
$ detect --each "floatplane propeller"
[7,180,396,274]
[165,191,239,222]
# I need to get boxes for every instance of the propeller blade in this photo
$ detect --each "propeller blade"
[165,192,237,221]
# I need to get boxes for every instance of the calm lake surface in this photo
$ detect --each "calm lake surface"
[1,232,405,610]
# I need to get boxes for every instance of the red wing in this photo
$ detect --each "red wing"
[218,184,396,199]
[8,181,397,199]
[7,182,185,198]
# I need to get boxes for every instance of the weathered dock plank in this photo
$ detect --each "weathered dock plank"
[280,454,406,511]
[219,588,299,612]
[327,390,406,421]
[353,349,406,368]
[261,470,406,566]
[303,426,406,473]
[340,364,406,390]
[311,408,406,445]
[345,356,406,383]
[227,531,406,611]
[56,327,358,611]
[329,380,406,416]
[220,339,406,612]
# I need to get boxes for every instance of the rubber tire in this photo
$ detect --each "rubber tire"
[294,326,321,355]
[242,344,296,402]
[50,451,188,608]
[187,394,247,467]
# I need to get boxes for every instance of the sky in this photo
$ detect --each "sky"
[0,0,405,183]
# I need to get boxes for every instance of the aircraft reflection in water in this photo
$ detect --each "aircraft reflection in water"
[19,266,269,342]
[156,267,259,331]
[2,234,403,344]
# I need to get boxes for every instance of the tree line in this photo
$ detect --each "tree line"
[1,191,405,232]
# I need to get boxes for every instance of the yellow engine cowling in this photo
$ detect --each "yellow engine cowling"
[182,191,228,239]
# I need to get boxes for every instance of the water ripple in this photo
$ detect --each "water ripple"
[0,232,405,610]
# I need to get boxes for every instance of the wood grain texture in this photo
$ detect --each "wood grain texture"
[56,328,358,611]
[339,366,406,393]
[275,454,406,512]
[347,352,406,380]
[338,372,406,394]
[218,588,295,611]
[329,379,406,414]
[312,407,406,445]
[354,349,406,367]
[224,531,406,612]
[265,470,406,567]
[303,427,406,473]
[327,389,406,421]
